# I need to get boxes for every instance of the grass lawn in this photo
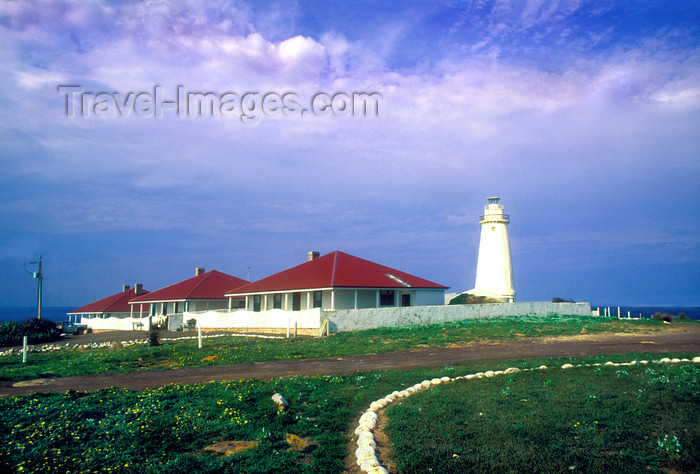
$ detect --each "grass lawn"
[1,315,692,382]
[386,357,699,473]
[0,353,697,473]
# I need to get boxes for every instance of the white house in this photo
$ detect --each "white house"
[129,268,248,327]
[225,251,448,312]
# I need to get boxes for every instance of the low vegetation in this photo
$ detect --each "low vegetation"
[0,353,696,473]
[1,315,694,382]
[386,357,699,473]
[0,319,62,348]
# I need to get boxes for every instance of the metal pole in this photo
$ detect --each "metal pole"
[36,256,43,320]
[22,336,28,363]
[198,325,202,349]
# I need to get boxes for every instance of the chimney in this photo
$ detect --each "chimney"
[308,251,320,261]
[196,267,205,276]
[122,284,131,292]
[134,283,143,295]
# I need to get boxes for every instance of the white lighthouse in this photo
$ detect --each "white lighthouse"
[467,196,515,302]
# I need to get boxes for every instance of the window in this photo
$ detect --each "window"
[292,292,301,311]
[273,293,282,309]
[380,290,395,306]
[253,295,261,312]
[313,291,323,308]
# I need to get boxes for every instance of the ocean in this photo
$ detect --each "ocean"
[592,306,700,320]
[0,305,698,325]
[0,306,80,324]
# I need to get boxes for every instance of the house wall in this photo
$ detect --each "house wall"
[414,290,448,306]
[325,301,594,332]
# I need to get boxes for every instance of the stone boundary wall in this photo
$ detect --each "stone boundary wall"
[353,356,700,473]
[326,302,593,332]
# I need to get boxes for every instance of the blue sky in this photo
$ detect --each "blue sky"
[1,0,698,307]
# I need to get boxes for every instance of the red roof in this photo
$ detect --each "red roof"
[69,287,150,314]
[227,251,448,295]
[130,270,248,304]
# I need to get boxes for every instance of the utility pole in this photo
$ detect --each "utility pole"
[26,256,43,320]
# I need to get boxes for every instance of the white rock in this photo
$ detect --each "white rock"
[367,466,389,474]
[431,378,443,385]
[693,357,700,363]
[441,376,451,382]
[359,419,376,430]
[421,380,433,388]
[671,358,681,363]
[360,458,380,471]
[537,365,548,370]
[466,374,476,379]
[360,412,378,424]
[659,358,671,364]
[561,364,573,369]
[494,370,504,376]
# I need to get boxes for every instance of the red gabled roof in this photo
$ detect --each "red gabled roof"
[69,287,151,314]
[130,270,248,304]
[226,251,448,295]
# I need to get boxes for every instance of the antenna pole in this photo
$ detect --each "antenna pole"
[36,256,43,320]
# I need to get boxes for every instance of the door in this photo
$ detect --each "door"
[401,294,411,307]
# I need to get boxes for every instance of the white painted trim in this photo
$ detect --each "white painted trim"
[225,286,447,297]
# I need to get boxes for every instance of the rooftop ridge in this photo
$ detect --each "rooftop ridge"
[330,251,339,287]
[186,270,212,299]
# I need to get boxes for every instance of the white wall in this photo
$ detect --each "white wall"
[184,308,322,330]
[326,302,594,332]
[84,316,151,331]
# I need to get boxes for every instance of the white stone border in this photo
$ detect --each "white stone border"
[353,356,700,473]
[0,332,283,357]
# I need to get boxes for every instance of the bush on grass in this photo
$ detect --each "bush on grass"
[448,293,501,305]
[0,319,62,347]
[0,321,22,347]
[148,328,160,347]
[653,312,674,323]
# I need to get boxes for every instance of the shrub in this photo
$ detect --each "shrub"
[653,313,674,323]
[0,319,63,347]
[20,319,63,345]
[148,328,160,347]
[0,321,22,347]
[449,293,501,305]
[678,312,688,320]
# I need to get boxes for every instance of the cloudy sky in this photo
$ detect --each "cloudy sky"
[1,0,698,307]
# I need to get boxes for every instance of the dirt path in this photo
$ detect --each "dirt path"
[1,328,698,397]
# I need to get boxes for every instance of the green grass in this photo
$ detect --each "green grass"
[386,357,699,473]
[0,353,696,473]
[1,315,690,382]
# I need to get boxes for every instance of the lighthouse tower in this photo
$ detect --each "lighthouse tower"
[468,197,515,302]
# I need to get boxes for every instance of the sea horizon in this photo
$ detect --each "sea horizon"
[1,304,698,324]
